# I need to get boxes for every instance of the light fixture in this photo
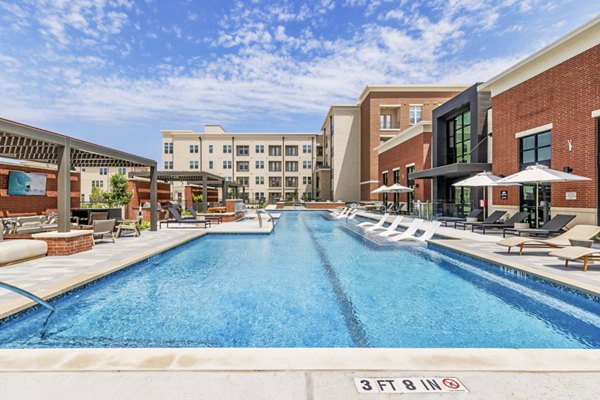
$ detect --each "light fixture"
[563,166,573,173]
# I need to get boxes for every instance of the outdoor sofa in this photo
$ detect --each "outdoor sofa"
[0,222,48,265]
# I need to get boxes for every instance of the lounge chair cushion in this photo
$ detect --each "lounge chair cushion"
[549,246,599,261]
[0,239,48,265]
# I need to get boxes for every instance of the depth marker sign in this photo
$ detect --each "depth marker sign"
[354,377,468,394]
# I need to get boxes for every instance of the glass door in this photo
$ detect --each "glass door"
[406,166,415,213]
[520,184,551,227]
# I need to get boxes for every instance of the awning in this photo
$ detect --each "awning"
[409,163,492,180]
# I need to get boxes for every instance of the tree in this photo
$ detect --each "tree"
[103,173,133,207]
[90,186,103,203]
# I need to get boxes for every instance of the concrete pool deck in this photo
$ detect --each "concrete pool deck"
[1,210,600,399]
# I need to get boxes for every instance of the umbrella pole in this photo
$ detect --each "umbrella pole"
[484,186,487,219]
[535,182,539,228]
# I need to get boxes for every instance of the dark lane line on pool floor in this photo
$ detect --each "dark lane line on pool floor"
[300,214,370,347]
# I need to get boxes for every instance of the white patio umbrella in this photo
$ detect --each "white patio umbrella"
[452,171,518,217]
[371,185,389,194]
[498,164,590,227]
[387,183,414,193]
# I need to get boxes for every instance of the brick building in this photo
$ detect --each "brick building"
[0,161,80,217]
[480,16,600,225]
[375,122,432,212]
[318,85,468,202]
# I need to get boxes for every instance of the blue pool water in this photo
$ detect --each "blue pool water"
[1,211,600,348]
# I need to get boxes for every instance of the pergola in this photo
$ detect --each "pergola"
[0,118,159,232]
[128,170,239,212]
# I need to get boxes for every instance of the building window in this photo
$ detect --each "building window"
[91,180,104,188]
[380,114,392,129]
[255,144,264,153]
[255,176,265,185]
[255,160,265,169]
[223,160,232,169]
[189,160,199,169]
[409,105,422,125]
[237,145,249,156]
[285,161,298,172]
[303,176,312,185]
[269,161,282,172]
[118,167,126,174]
[164,161,173,170]
[285,177,298,187]
[302,160,312,169]
[269,145,281,156]
[302,144,312,154]
[189,144,199,153]
[99,167,108,175]
[520,131,551,168]
[237,161,249,171]
[223,144,232,153]
[208,145,213,154]
[255,192,265,201]
[269,177,281,187]
[208,161,213,169]
[237,176,249,186]
[285,145,298,156]
[164,142,173,154]
[447,110,471,163]
[382,172,388,186]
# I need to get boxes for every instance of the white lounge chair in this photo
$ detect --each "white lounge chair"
[346,209,360,220]
[358,213,389,229]
[386,219,424,241]
[335,208,355,219]
[369,215,403,234]
[406,221,442,242]
[331,207,349,218]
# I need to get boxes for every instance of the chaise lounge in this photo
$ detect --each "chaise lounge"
[502,214,575,238]
[471,211,529,234]
[454,210,506,231]
[496,225,600,255]
[160,208,211,229]
[549,246,600,272]
[438,209,483,227]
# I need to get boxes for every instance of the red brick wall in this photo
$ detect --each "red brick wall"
[184,186,219,207]
[0,163,80,217]
[305,202,345,209]
[40,233,93,256]
[126,179,171,219]
[360,91,463,200]
[491,45,600,211]
[378,132,432,203]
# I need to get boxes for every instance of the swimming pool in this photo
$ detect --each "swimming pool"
[1,211,599,348]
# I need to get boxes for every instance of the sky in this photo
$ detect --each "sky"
[0,0,598,162]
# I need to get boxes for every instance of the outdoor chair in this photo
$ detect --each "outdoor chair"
[117,218,142,237]
[357,213,389,229]
[438,209,483,227]
[502,214,576,238]
[386,219,426,241]
[496,225,600,255]
[471,211,529,234]
[454,210,506,231]
[89,211,109,225]
[549,246,600,272]
[367,215,403,233]
[92,219,117,244]
[389,220,441,243]
[160,208,211,229]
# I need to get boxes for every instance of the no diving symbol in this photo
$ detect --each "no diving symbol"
[442,378,461,390]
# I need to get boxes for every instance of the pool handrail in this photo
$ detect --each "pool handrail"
[0,281,55,337]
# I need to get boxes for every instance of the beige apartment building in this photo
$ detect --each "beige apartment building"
[318,85,469,202]
[78,166,139,203]
[161,125,320,204]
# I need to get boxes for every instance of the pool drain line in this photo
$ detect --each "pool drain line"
[300,214,369,347]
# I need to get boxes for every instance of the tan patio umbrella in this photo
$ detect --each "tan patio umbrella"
[452,171,519,218]
[498,164,590,227]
